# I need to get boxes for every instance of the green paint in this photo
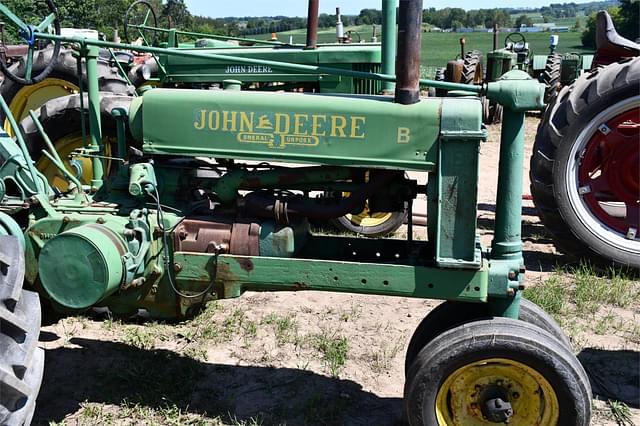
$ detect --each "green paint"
[137,89,442,171]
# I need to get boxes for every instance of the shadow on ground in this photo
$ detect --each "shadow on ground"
[578,348,640,408]
[34,336,403,425]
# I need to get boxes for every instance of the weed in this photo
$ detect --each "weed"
[574,264,639,314]
[368,336,405,374]
[523,273,567,319]
[607,400,634,426]
[122,326,155,350]
[312,330,349,377]
[262,313,299,346]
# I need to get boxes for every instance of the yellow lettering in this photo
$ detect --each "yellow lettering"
[349,116,366,139]
[222,111,237,132]
[239,112,254,132]
[311,114,326,136]
[330,115,347,137]
[293,114,309,135]
[397,127,411,144]
[208,111,220,130]
[194,110,206,130]
[274,113,290,134]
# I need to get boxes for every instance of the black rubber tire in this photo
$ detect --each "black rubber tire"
[19,93,135,188]
[331,209,408,237]
[0,0,61,86]
[434,67,447,97]
[0,47,134,127]
[541,53,561,105]
[0,236,44,426]
[460,50,484,85]
[530,57,640,269]
[404,298,571,375]
[404,318,592,426]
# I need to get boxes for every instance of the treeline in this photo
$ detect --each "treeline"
[422,8,512,30]
[509,1,619,19]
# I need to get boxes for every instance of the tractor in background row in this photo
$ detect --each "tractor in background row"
[0,0,595,424]
[531,10,639,270]
[0,0,408,237]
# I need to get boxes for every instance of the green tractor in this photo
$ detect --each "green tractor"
[1,0,409,237]
[0,0,594,424]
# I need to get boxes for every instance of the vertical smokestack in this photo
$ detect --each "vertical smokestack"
[395,0,423,105]
[493,23,499,50]
[306,0,319,49]
[336,7,344,42]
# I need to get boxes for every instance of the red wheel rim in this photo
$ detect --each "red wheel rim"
[578,107,640,237]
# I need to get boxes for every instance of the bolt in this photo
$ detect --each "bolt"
[96,217,106,224]
[174,262,182,272]
[178,229,188,239]
[507,288,515,297]
[62,216,70,223]
[508,271,517,280]
[131,277,146,287]
[512,392,520,399]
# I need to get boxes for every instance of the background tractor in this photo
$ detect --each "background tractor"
[0,0,410,237]
[0,0,595,424]
[531,10,640,270]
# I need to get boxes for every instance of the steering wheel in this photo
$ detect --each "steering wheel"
[124,0,159,46]
[504,32,527,52]
[0,0,61,85]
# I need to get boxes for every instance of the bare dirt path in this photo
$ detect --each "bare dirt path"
[35,116,639,426]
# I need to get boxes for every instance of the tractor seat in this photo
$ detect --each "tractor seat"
[595,10,639,56]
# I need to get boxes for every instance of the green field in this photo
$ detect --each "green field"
[257,25,593,75]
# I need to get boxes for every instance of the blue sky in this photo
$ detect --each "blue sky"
[184,0,597,18]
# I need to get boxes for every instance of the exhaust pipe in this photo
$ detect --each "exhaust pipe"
[336,7,344,43]
[394,0,423,105]
[305,0,319,49]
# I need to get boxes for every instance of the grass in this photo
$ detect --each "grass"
[607,400,634,426]
[312,329,349,377]
[523,263,640,345]
[255,24,593,73]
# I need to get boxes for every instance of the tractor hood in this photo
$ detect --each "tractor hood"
[128,89,483,171]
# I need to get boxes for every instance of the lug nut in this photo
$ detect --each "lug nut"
[174,262,183,272]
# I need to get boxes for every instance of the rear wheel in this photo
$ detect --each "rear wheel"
[461,50,484,85]
[531,57,640,269]
[404,318,592,426]
[0,236,44,426]
[0,47,133,135]
[541,53,561,104]
[20,93,135,191]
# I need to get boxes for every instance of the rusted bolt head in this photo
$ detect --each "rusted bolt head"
[508,271,517,280]
[507,288,515,297]
[62,216,70,223]
[174,262,182,272]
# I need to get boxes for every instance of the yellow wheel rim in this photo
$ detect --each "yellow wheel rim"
[344,201,394,227]
[435,358,560,425]
[342,170,395,228]
[4,78,79,135]
[35,133,113,191]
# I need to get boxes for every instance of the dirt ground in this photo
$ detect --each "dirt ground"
[34,116,640,426]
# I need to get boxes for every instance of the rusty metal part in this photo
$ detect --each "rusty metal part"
[174,218,259,256]
[305,0,319,49]
[394,0,423,105]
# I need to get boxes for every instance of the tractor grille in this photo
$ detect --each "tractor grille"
[353,63,383,95]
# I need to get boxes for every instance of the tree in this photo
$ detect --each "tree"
[515,14,533,28]
[580,4,638,48]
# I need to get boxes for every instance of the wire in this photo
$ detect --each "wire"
[150,187,218,300]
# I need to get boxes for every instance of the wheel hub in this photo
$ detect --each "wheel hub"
[578,107,639,238]
[478,385,514,423]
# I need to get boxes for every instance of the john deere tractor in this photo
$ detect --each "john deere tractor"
[1,0,409,237]
[0,0,597,424]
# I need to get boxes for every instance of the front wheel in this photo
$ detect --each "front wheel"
[531,57,640,269]
[404,318,592,425]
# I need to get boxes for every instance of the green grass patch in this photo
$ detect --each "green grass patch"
[312,330,349,377]
[523,273,567,319]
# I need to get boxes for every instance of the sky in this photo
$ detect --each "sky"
[184,0,599,18]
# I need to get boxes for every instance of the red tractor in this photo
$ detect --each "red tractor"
[531,11,639,269]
